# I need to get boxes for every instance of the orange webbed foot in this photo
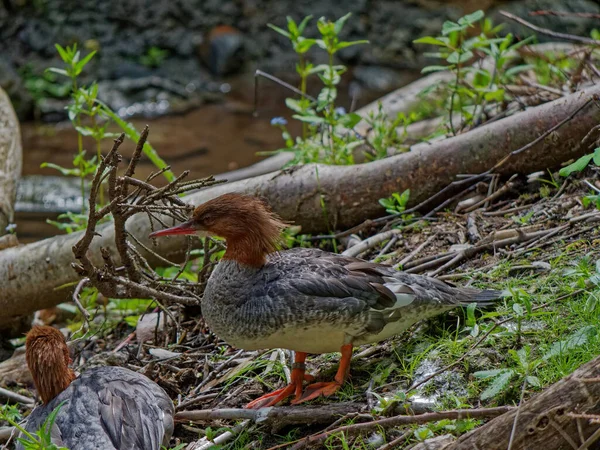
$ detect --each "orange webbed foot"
[291,380,342,404]
[245,353,313,409]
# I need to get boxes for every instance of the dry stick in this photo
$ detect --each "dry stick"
[394,233,439,269]
[176,393,220,412]
[507,375,529,450]
[483,204,532,216]
[463,176,517,213]
[530,10,600,19]
[186,419,251,450]
[374,236,399,260]
[500,11,600,46]
[0,386,34,406]
[284,407,513,450]
[342,229,402,258]
[0,427,16,445]
[577,427,600,450]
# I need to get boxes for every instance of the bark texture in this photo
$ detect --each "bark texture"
[0,86,22,235]
[0,84,599,324]
[446,354,600,450]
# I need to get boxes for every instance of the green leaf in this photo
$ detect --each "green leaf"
[317,87,337,105]
[267,23,291,38]
[543,325,597,360]
[512,302,524,317]
[526,375,541,387]
[308,64,330,75]
[414,36,450,46]
[592,147,600,165]
[96,100,175,182]
[504,64,534,79]
[55,43,69,62]
[292,114,325,124]
[442,21,465,35]
[334,13,352,34]
[285,98,304,113]
[559,153,594,177]
[484,89,505,102]
[335,40,369,51]
[473,369,508,379]
[46,67,68,77]
[480,370,514,400]
[421,65,450,74]
[447,50,473,64]
[75,50,96,74]
[295,38,316,54]
[297,15,313,34]
[466,302,477,327]
[40,162,80,177]
[458,10,484,26]
[338,112,362,129]
[286,16,298,36]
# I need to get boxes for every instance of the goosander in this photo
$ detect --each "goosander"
[150,193,501,409]
[16,326,174,450]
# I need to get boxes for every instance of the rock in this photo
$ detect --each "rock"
[198,25,245,76]
[136,312,173,344]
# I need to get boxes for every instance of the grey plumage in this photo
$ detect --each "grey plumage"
[202,247,502,354]
[16,366,174,450]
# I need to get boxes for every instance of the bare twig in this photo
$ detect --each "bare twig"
[0,386,34,406]
[394,233,438,269]
[500,11,600,46]
[342,229,402,258]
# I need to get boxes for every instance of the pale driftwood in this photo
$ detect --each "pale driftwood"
[1,83,600,325]
[0,86,21,235]
[446,354,600,450]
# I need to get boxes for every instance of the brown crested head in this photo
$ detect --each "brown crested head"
[26,326,76,404]
[193,193,286,266]
[149,193,287,266]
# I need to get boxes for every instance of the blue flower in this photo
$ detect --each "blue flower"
[5,223,16,233]
[270,117,288,126]
[335,107,346,116]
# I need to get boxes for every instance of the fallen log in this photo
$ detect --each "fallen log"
[1,83,599,324]
[0,85,21,235]
[445,353,600,450]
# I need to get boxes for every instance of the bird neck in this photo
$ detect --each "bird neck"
[32,365,76,405]
[223,236,269,267]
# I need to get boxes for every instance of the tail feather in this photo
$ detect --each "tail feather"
[458,288,505,307]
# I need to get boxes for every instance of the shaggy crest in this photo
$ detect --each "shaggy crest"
[26,326,76,404]
[193,193,287,266]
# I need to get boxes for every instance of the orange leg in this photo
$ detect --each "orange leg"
[292,344,353,404]
[245,352,314,409]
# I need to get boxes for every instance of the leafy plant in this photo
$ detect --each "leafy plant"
[0,401,69,450]
[379,189,411,215]
[559,147,600,177]
[140,46,169,68]
[266,14,369,165]
[414,11,534,132]
[542,326,597,361]
[363,104,419,160]
[42,43,174,232]
[473,346,540,400]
